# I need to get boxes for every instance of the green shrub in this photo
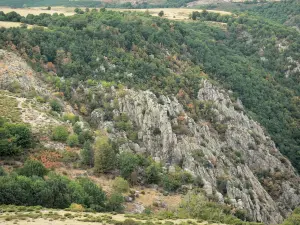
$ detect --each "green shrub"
[67,134,79,147]
[179,192,245,224]
[114,114,132,131]
[63,113,79,124]
[179,170,194,184]
[161,169,193,192]
[62,151,79,163]
[77,177,106,211]
[18,159,48,177]
[4,123,32,148]
[0,166,6,176]
[0,127,21,156]
[216,176,228,195]
[78,130,93,145]
[282,208,300,225]
[50,99,63,112]
[118,152,139,181]
[107,192,124,212]
[94,136,116,173]
[69,203,85,212]
[112,177,129,193]
[73,123,82,134]
[8,80,21,93]
[0,119,33,156]
[234,209,248,221]
[36,96,46,103]
[145,162,162,184]
[161,174,181,192]
[143,207,152,215]
[127,130,138,142]
[80,140,93,167]
[52,126,69,142]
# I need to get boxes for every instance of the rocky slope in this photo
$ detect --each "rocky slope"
[0,49,72,143]
[91,81,300,224]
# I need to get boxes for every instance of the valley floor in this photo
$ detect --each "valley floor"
[0,208,211,225]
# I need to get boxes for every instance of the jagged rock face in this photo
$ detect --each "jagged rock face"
[93,80,300,224]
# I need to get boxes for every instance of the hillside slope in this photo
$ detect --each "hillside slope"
[0,48,243,225]
[1,47,300,224]
[1,9,300,224]
[248,0,300,29]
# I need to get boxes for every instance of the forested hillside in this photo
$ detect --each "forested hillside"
[249,0,300,28]
[1,9,300,173]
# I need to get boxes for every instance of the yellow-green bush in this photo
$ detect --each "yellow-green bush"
[112,176,129,193]
[52,125,69,142]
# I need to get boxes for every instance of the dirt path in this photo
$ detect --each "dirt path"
[16,97,28,122]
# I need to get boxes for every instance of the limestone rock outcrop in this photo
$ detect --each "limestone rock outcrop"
[92,80,300,224]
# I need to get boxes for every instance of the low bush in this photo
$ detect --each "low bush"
[0,166,6,176]
[63,113,79,124]
[145,162,162,184]
[52,126,69,142]
[69,203,85,212]
[106,192,124,212]
[18,159,48,177]
[0,170,106,211]
[112,177,130,193]
[0,117,33,156]
[118,152,139,182]
[179,192,251,224]
[67,134,79,147]
[62,151,79,163]
[161,169,193,192]
[161,173,181,192]
[80,140,94,167]
[114,114,132,131]
[50,99,63,112]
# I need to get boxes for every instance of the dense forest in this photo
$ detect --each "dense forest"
[248,0,300,29]
[1,7,300,174]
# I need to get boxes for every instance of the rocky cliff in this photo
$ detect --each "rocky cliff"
[91,80,300,224]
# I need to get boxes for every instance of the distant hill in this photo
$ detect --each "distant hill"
[0,0,281,9]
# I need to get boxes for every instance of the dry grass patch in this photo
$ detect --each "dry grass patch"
[0,21,43,29]
[0,91,21,122]
[0,7,75,17]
